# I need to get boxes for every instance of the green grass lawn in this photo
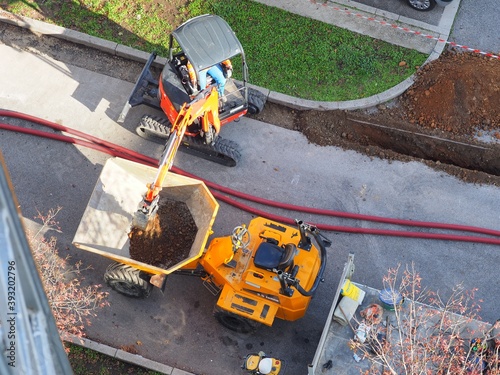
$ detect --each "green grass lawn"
[67,343,162,375]
[2,0,427,101]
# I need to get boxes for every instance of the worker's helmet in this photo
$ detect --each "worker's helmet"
[258,357,273,374]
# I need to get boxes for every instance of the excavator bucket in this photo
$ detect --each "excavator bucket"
[73,157,219,275]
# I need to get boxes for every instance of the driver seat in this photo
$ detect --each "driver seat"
[254,242,298,272]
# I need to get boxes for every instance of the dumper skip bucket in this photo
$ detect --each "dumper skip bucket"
[73,157,219,275]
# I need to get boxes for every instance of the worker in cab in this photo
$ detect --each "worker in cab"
[187,60,232,100]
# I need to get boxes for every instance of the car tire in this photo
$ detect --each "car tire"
[406,0,436,11]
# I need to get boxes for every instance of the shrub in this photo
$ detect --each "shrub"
[29,208,108,349]
[349,263,500,375]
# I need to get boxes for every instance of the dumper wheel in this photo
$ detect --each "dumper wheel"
[104,263,153,298]
[213,306,259,333]
[247,88,266,115]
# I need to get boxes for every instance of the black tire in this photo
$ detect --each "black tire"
[406,0,436,11]
[247,88,266,115]
[213,306,259,333]
[136,115,171,144]
[104,263,153,298]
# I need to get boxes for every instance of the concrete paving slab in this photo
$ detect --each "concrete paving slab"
[81,338,118,358]
[253,0,459,53]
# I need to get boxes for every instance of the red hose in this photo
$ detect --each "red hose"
[0,122,140,161]
[211,193,500,245]
[172,167,500,238]
[0,110,155,166]
[2,109,500,245]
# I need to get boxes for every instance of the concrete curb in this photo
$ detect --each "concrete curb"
[63,333,195,375]
[0,10,168,67]
[0,9,446,112]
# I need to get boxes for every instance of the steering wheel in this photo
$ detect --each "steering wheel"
[231,225,250,250]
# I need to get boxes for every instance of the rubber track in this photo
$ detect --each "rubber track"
[136,115,170,143]
[247,87,266,115]
[183,136,241,167]
[137,115,241,166]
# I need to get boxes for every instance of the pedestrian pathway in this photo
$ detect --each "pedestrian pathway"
[253,0,460,53]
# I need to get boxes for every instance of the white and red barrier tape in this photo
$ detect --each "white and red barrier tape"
[311,0,500,60]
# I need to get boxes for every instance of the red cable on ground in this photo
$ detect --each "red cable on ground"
[172,167,500,238]
[211,193,500,245]
[0,110,155,166]
[0,122,128,159]
[2,109,500,245]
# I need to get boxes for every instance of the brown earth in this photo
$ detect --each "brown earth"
[402,51,500,135]
[129,198,197,268]
[1,22,500,185]
[250,50,500,185]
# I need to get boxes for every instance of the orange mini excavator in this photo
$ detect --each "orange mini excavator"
[117,14,266,166]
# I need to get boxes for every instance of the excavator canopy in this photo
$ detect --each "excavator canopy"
[172,14,244,72]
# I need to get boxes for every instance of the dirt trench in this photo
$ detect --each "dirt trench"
[250,50,500,185]
[2,23,499,185]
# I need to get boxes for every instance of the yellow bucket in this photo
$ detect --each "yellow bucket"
[341,279,361,302]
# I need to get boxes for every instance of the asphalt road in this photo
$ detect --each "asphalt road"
[349,0,447,26]
[1,39,500,375]
[0,2,499,374]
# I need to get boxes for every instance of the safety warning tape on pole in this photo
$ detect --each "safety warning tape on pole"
[312,0,500,60]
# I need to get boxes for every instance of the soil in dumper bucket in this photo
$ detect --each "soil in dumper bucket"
[128,198,198,269]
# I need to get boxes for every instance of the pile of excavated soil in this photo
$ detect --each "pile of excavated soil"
[129,199,197,269]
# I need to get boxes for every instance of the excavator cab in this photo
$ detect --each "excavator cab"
[118,14,266,167]
[166,15,247,110]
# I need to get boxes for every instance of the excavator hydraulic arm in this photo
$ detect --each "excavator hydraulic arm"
[135,87,220,226]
